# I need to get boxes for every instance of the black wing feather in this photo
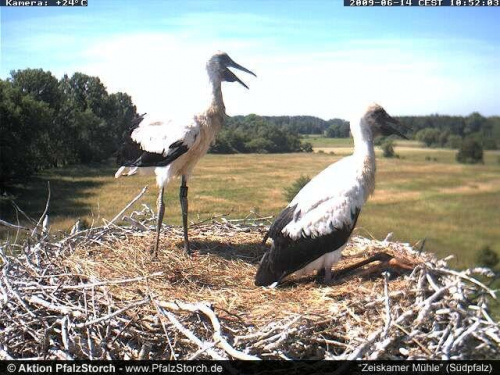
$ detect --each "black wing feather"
[262,204,298,244]
[256,208,360,286]
[116,114,191,168]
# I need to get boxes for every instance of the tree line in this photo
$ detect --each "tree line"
[0,69,313,185]
[1,69,138,184]
[2,68,499,185]
[399,114,500,151]
[210,114,313,154]
[242,112,500,152]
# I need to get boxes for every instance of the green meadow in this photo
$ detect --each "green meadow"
[1,141,499,270]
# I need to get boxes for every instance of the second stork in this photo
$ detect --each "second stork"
[255,104,409,286]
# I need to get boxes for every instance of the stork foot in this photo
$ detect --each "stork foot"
[150,243,159,258]
[316,267,335,285]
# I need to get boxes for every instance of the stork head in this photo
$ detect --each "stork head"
[207,51,256,89]
[364,104,409,139]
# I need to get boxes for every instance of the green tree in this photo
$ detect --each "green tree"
[0,79,54,182]
[456,138,484,164]
[10,68,62,109]
[446,135,462,149]
[1,69,138,183]
[301,142,313,153]
[381,140,396,158]
[464,112,486,135]
[325,121,350,138]
[415,128,441,147]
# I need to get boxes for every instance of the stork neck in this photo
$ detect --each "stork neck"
[351,116,376,199]
[351,117,375,159]
[205,76,226,119]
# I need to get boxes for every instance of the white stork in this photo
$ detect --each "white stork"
[115,52,256,256]
[255,104,409,287]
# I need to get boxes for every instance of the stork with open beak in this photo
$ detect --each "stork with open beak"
[116,52,256,256]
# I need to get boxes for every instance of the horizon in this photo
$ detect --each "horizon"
[1,1,499,119]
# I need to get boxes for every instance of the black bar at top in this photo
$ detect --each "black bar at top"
[0,0,87,6]
[344,0,500,6]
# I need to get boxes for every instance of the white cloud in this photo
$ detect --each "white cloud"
[70,27,499,120]
[6,10,497,119]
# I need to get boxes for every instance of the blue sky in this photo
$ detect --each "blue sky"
[1,0,499,119]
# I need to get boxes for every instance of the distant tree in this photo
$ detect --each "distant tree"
[325,121,350,138]
[10,68,62,109]
[301,142,313,153]
[0,69,138,184]
[381,140,396,158]
[415,128,441,147]
[438,130,450,147]
[0,79,54,182]
[244,138,275,153]
[446,135,462,149]
[464,112,486,135]
[456,138,484,164]
[481,138,498,150]
[373,135,385,146]
[210,115,312,154]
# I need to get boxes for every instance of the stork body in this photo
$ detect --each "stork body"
[255,104,407,287]
[115,52,255,256]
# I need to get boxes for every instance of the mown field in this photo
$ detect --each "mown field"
[1,140,499,269]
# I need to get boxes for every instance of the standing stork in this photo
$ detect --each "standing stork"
[115,52,256,256]
[255,104,409,287]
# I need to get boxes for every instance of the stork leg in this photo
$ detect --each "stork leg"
[153,187,165,257]
[323,267,333,283]
[179,175,190,254]
[316,267,333,284]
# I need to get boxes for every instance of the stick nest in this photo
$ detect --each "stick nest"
[1,207,499,360]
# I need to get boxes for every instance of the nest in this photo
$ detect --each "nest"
[1,203,499,360]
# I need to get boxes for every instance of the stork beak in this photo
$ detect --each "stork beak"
[223,59,257,89]
[381,116,410,140]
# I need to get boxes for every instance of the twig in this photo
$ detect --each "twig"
[19,272,163,291]
[381,271,391,337]
[74,298,149,328]
[31,181,51,237]
[155,302,225,360]
[107,186,148,227]
[435,268,497,299]
[158,301,260,360]
[0,219,28,231]
[394,323,432,356]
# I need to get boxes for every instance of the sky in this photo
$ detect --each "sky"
[1,0,499,120]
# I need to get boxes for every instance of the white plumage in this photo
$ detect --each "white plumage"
[115,52,256,256]
[116,116,202,184]
[255,104,408,287]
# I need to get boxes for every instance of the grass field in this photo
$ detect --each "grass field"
[1,142,499,269]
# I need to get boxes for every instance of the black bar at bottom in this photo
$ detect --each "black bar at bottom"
[0,360,498,375]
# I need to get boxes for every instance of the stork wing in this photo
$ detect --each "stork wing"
[119,115,200,168]
[257,159,365,285]
[282,156,365,240]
